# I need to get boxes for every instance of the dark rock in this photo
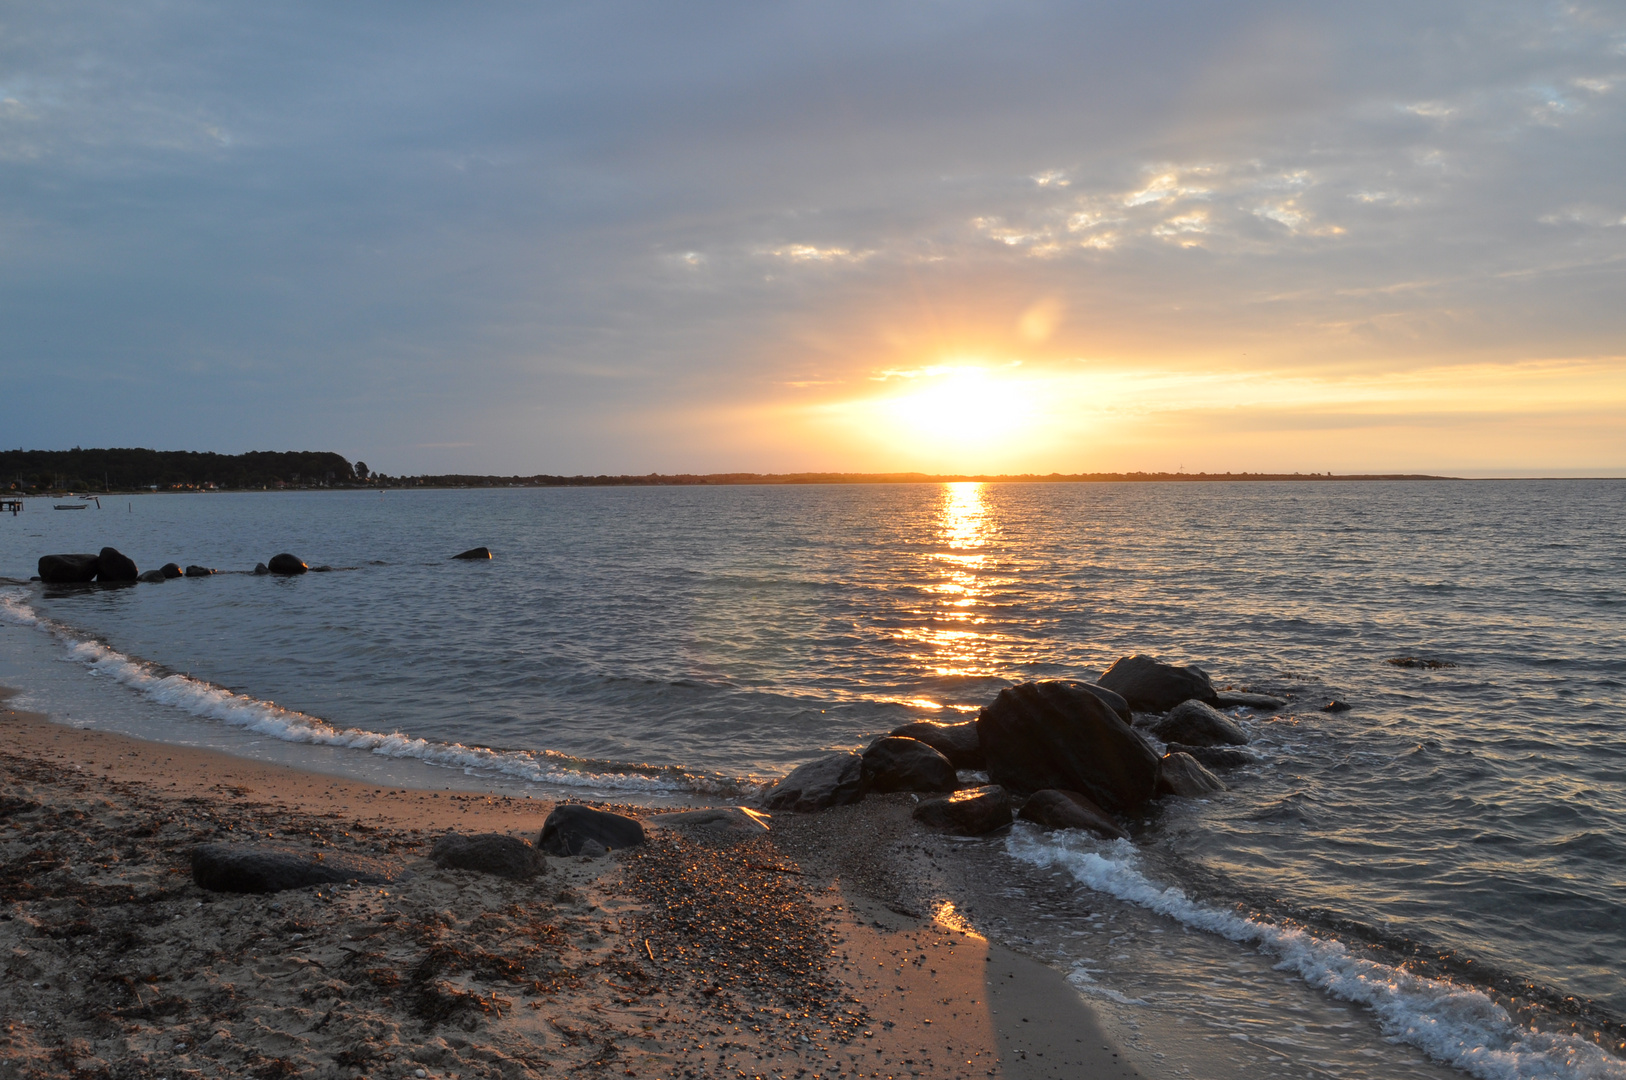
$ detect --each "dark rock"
[886,720,984,769]
[1098,655,1218,712]
[191,843,403,893]
[453,546,492,560]
[860,736,958,794]
[1147,700,1249,747]
[977,681,1160,810]
[1387,656,1456,670]
[913,785,1011,835]
[1322,699,1352,712]
[183,565,213,577]
[1214,691,1286,711]
[37,554,101,584]
[136,569,167,583]
[650,807,770,835]
[159,563,184,579]
[538,805,646,857]
[267,553,308,575]
[309,565,333,572]
[760,752,866,812]
[253,563,270,575]
[1156,752,1227,798]
[1077,682,1133,726]
[1166,743,1255,770]
[429,832,543,880]
[94,547,138,582]
[1017,789,1129,840]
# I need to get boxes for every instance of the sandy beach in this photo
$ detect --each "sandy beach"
[0,696,1143,1080]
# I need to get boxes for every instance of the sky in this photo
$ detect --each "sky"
[3,1,1624,476]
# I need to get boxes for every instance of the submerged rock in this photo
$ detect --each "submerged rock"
[267,553,307,575]
[1148,699,1249,747]
[649,807,770,835]
[538,805,646,857]
[1322,699,1352,713]
[1155,752,1227,798]
[913,785,1011,835]
[37,554,101,584]
[887,720,984,769]
[1098,655,1218,712]
[95,547,139,582]
[191,842,403,893]
[760,752,866,813]
[1165,742,1255,770]
[430,832,544,880]
[1016,789,1129,840]
[1214,690,1286,710]
[977,681,1159,810]
[183,565,213,577]
[860,736,958,794]
[452,546,492,560]
[136,569,167,583]
[252,563,270,575]
[159,563,184,579]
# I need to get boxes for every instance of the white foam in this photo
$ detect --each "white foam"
[1,589,725,796]
[1006,828,1626,1080]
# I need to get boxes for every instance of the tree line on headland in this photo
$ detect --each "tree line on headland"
[3,448,1451,493]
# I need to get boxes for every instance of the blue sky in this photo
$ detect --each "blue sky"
[4,1,1624,474]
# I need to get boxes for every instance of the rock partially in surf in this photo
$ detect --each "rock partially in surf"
[191,842,403,893]
[267,553,307,575]
[977,681,1159,810]
[1166,742,1255,770]
[1322,699,1352,713]
[159,563,184,579]
[1156,752,1227,798]
[136,569,167,583]
[886,720,984,769]
[252,563,270,575]
[1077,682,1133,726]
[1016,789,1130,840]
[94,547,139,582]
[760,752,866,812]
[183,565,213,577]
[37,554,101,583]
[860,736,958,794]
[1214,690,1286,710]
[538,805,646,857]
[1098,655,1218,712]
[913,784,1011,835]
[649,807,770,836]
[453,546,492,560]
[430,832,544,880]
[1148,699,1249,747]
[309,565,333,572]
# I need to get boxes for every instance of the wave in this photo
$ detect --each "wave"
[0,588,744,798]
[1006,827,1626,1080]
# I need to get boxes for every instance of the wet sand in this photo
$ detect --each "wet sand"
[0,700,1145,1079]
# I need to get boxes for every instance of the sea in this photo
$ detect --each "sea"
[2,481,1623,1080]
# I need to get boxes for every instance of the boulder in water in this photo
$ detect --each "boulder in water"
[887,720,984,769]
[1155,752,1226,798]
[183,565,213,577]
[453,546,492,560]
[1148,700,1249,747]
[159,563,184,579]
[1016,789,1129,840]
[1322,699,1352,713]
[1098,655,1218,712]
[977,681,1159,810]
[191,842,403,893]
[136,569,167,583]
[760,752,866,812]
[93,547,138,582]
[913,785,1012,835]
[538,805,645,857]
[430,832,544,880]
[1165,743,1255,770]
[252,563,270,575]
[267,553,307,575]
[37,554,101,583]
[1214,690,1286,710]
[860,736,958,794]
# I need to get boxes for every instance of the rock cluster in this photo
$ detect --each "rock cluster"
[37,547,140,584]
[538,804,646,857]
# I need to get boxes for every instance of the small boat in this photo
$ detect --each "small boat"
[53,504,86,510]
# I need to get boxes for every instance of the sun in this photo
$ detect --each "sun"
[876,365,1035,451]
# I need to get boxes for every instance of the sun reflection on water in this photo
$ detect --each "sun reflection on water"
[901,482,1002,683]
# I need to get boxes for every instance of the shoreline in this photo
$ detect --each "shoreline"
[1,703,1148,1079]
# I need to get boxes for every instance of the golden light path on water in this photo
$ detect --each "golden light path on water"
[898,482,1003,705]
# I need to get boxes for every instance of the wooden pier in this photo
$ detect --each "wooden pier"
[1,499,22,516]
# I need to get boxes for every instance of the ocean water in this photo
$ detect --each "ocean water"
[2,481,1624,1079]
